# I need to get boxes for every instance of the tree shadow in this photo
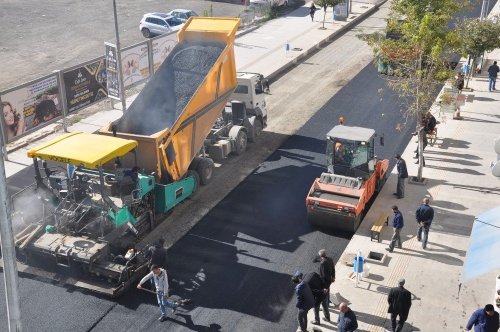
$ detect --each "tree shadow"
[438,138,471,150]
[460,116,500,124]
[430,200,467,211]
[423,156,482,167]
[423,150,481,160]
[469,96,498,102]
[425,164,484,176]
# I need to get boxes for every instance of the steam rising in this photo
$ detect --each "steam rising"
[116,40,225,135]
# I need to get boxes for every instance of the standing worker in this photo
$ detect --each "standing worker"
[317,249,335,311]
[487,61,499,92]
[309,3,317,22]
[393,154,408,199]
[292,271,315,332]
[387,278,412,332]
[386,205,404,253]
[302,271,329,326]
[465,304,499,331]
[416,197,434,250]
[337,302,358,332]
[137,265,179,322]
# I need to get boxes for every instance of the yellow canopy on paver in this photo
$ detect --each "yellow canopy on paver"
[27,132,138,169]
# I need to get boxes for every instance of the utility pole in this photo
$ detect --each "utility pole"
[480,0,490,20]
[112,0,127,112]
[0,144,22,331]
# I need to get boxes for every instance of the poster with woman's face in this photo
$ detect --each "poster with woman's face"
[1,75,62,142]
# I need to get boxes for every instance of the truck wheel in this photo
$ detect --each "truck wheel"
[248,117,263,143]
[234,130,247,155]
[189,156,203,172]
[186,170,199,193]
[196,158,214,185]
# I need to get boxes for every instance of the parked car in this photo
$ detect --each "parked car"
[250,0,289,7]
[139,13,184,38]
[168,9,198,22]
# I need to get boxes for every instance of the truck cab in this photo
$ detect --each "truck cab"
[231,72,269,128]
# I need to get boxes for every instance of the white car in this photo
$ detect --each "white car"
[139,13,184,38]
[168,9,198,22]
[250,0,289,7]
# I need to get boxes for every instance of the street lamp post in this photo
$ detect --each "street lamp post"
[0,145,22,331]
[112,0,127,112]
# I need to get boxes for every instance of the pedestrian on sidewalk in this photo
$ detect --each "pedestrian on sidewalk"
[337,302,358,332]
[292,271,315,332]
[393,154,408,199]
[416,197,434,250]
[466,304,499,331]
[387,278,412,332]
[386,205,404,253]
[487,61,499,92]
[302,271,329,326]
[316,249,335,320]
[137,265,179,322]
[309,3,317,22]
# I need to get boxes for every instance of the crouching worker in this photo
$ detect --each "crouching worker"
[137,265,178,322]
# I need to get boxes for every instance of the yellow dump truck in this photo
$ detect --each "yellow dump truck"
[9,17,253,297]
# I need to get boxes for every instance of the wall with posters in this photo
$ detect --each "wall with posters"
[122,44,150,88]
[1,31,178,150]
[62,58,108,114]
[1,75,62,142]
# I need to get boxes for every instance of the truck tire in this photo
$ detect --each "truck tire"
[196,158,214,185]
[248,116,263,143]
[229,126,247,155]
[186,170,200,193]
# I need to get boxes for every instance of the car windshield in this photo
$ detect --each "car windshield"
[167,17,183,26]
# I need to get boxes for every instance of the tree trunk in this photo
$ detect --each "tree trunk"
[322,10,326,29]
[465,56,474,89]
[417,127,424,181]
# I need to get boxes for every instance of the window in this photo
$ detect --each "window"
[233,85,249,94]
[146,17,154,23]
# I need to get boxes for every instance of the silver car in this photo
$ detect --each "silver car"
[139,13,184,38]
[168,9,198,22]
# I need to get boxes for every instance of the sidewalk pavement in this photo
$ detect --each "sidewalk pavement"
[4,1,499,331]
[3,1,378,178]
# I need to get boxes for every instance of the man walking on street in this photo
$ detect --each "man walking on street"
[317,249,335,313]
[466,304,499,331]
[388,278,412,332]
[386,205,404,253]
[337,302,358,332]
[137,265,179,322]
[394,154,408,198]
[292,271,315,332]
[416,197,434,250]
[488,61,499,92]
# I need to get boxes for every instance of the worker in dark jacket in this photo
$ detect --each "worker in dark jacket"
[302,271,328,325]
[415,197,434,249]
[388,278,412,332]
[337,302,358,332]
[466,304,499,332]
[317,249,335,321]
[394,154,408,198]
[145,238,167,269]
[292,271,315,332]
[386,206,404,253]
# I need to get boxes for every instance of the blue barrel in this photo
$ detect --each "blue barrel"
[353,256,364,273]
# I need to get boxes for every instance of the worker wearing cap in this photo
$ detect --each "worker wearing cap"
[292,271,315,332]
[387,278,412,332]
[137,265,178,322]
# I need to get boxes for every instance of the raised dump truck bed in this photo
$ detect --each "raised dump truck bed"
[101,17,240,183]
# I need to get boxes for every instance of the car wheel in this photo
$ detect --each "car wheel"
[142,28,151,38]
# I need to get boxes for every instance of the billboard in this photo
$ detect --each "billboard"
[62,58,108,113]
[152,33,178,72]
[105,42,120,100]
[1,75,62,142]
[121,44,150,87]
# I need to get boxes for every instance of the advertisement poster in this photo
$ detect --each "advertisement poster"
[63,58,108,113]
[1,75,62,142]
[152,33,178,72]
[121,44,150,88]
[105,42,120,100]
